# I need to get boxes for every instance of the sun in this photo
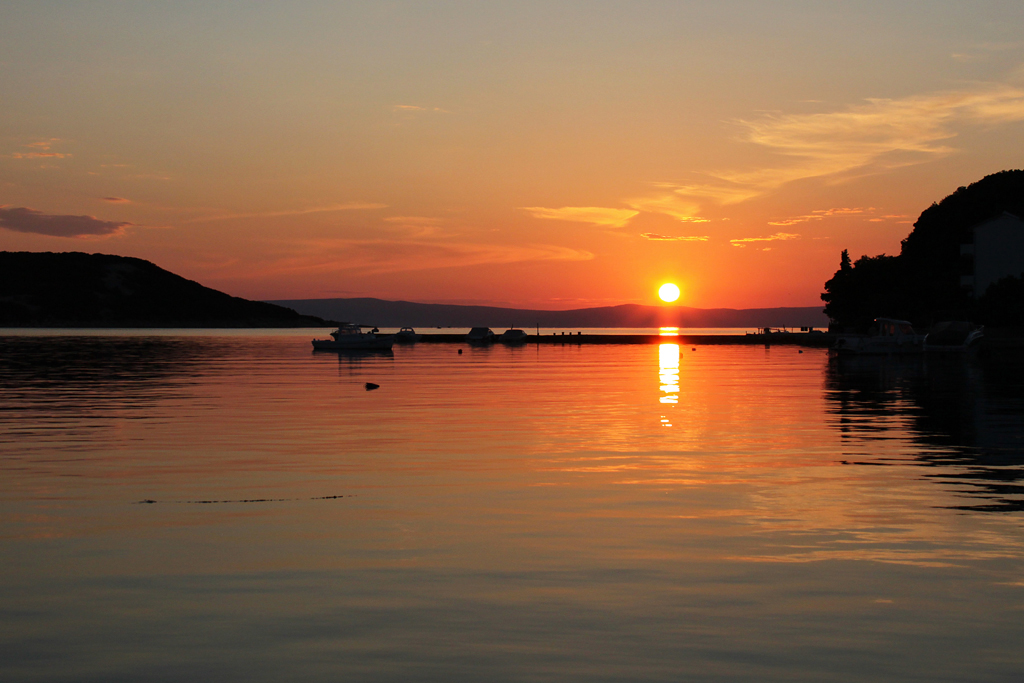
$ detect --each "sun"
[658,283,680,303]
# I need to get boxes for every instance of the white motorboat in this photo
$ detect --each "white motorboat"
[831,318,925,355]
[466,327,495,344]
[312,324,394,351]
[924,321,984,352]
[498,328,528,343]
[394,327,421,343]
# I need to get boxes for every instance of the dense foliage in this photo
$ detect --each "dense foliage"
[821,170,1024,330]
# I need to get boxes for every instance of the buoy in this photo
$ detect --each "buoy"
[365,382,380,391]
[458,349,463,354]
[798,349,803,353]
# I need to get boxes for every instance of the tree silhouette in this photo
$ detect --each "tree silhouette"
[821,170,1024,329]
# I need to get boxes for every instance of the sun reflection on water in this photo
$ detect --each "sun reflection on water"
[658,344,680,428]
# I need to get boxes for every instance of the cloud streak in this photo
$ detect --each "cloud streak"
[767,207,909,226]
[641,233,709,241]
[626,193,710,222]
[0,206,133,238]
[7,138,71,160]
[185,202,387,224]
[393,104,449,113]
[630,83,1024,214]
[521,206,639,228]
[247,239,593,278]
[725,84,1024,190]
[382,216,449,238]
[730,232,799,247]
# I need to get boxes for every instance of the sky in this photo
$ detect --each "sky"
[2,1,1024,310]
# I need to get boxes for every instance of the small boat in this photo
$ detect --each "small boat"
[466,327,495,344]
[498,328,528,343]
[312,323,394,351]
[924,321,984,352]
[831,318,925,356]
[394,327,421,343]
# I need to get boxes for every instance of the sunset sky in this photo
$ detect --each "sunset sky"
[2,1,1024,309]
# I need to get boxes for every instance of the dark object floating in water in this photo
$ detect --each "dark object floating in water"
[365,382,380,390]
[799,350,803,353]
[458,349,463,354]
[692,348,696,351]
[134,494,355,505]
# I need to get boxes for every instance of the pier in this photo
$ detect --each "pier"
[412,332,837,347]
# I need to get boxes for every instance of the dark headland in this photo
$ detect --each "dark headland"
[0,251,331,328]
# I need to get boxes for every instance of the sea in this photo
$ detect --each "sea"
[2,329,1023,682]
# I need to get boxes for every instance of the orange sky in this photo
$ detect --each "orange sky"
[2,2,1024,309]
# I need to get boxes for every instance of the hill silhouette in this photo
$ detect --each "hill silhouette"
[268,297,828,329]
[0,252,330,327]
[822,170,1024,330]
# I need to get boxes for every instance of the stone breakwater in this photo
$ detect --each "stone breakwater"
[413,333,837,347]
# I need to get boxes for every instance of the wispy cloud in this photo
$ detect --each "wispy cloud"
[0,206,132,238]
[241,239,593,278]
[951,41,1021,63]
[768,207,866,226]
[730,232,800,247]
[102,196,132,203]
[726,84,1024,189]
[767,207,910,226]
[7,138,71,160]
[392,104,449,113]
[10,152,71,159]
[626,193,710,222]
[629,83,1024,215]
[640,233,709,241]
[521,206,639,228]
[382,215,449,238]
[185,202,387,224]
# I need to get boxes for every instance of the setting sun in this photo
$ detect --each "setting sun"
[658,283,680,303]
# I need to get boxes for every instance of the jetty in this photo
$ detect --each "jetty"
[409,331,836,347]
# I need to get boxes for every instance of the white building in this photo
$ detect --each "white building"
[960,212,1024,297]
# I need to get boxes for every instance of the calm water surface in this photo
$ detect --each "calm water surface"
[2,331,1024,682]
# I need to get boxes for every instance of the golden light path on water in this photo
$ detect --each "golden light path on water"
[2,331,1024,681]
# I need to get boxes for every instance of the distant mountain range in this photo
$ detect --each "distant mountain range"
[0,252,330,327]
[268,297,829,329]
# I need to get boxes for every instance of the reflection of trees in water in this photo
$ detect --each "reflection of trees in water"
[825,353,1024,512]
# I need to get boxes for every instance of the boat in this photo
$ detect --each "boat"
[394,327,421,343]
[924,321,984,352]
[498,328,528,343]
[312,324,394,351]
[466,327,495,344]
[831,318,925,356]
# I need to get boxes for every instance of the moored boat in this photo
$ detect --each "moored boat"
[466,327,495,344]
[394,327,421,343]
[831,318,925,355]
[312,324,394,351]
[498,328,528,343]
[924,321,984,352]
